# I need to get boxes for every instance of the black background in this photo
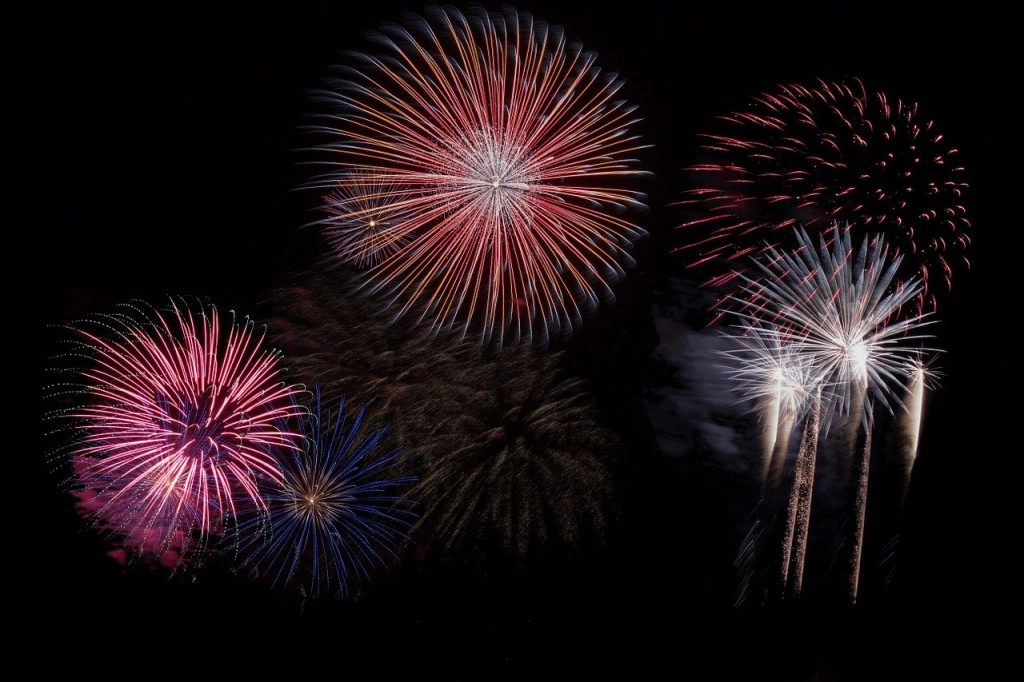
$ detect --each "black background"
[13,2,1020,679]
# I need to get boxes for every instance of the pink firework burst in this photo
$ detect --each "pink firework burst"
[677,77,970,318]
[306,5,650,347]
[57,298,306,563]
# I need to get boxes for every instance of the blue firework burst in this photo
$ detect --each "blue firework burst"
[236,388,417,600]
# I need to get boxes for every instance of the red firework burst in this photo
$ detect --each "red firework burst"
[58,298,306,563]
[306,5,650,347]
[677,77,970,317]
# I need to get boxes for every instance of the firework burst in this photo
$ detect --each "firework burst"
[678,77,970,317]
[234,388,417,600]
[719,324,821,490]
[47,298,305,564]
[317,170,414,269]
[401,346,622,558]
[305,4,650,347]
[735,223,939,427]
[724,223,940,602]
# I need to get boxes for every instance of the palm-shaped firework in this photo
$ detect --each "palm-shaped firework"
[304,4,650,348]
[45,298,306,568]
[721,223,939,602]
[233,388,417,601]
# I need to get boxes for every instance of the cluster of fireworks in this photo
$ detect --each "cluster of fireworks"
[682,79,969,604]
[41,6,969,609]
[43,5,636,602]
[45,299,417,599]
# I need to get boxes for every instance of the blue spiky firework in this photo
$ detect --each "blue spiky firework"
[235,388,417,600]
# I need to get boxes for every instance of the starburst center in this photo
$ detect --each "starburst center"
[159,385,232,460]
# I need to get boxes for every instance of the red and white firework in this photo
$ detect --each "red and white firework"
[306,5,650,347]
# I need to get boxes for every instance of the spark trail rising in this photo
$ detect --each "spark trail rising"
[896,360,938,507]
[725,223,939,601]
[48,298,305,564]
[306,5,650,347]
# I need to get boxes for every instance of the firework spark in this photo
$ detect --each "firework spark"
[234,389,417,600]
[678,77,970,318]
[725,223,939,602]
[305,4,650,347]
[48,298,305,563]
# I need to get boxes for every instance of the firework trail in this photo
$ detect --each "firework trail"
[47,298,305,564]
[847,413,874,603]
[726,223,938,602]
[896,359,938,506]
[305,4,650,348]
[678,77,970,319]
[784,387,821,598]
[234,388,417,601]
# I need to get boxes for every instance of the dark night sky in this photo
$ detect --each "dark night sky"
[13,2,1021,680]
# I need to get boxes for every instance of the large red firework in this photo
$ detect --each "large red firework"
[677,77,970,317]
[58,298,306,563]
[306,5,650,348]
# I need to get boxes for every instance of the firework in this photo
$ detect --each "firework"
[305,4,650,347]
[782,387,821,598]
[69,452,197,568]
[735,223,937,427]
[678,77,970,317]
[401,346,622,558]
[48,298,305,564]
[234,388,416,600]
[895,358,940,505]
[260,270,620,558]
[317,170,414,269]
[718,324,821,490]
[725,223,939,602]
